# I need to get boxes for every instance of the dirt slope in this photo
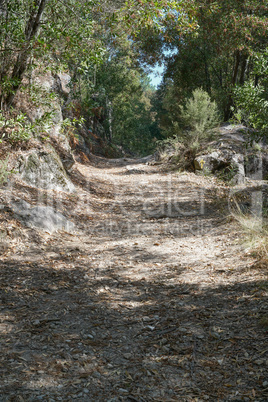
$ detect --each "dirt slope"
[0,158,267,401]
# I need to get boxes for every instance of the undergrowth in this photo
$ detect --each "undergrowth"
[231,196,268,261]
[157,88,221,171]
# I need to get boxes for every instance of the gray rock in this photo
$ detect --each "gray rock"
[31,70,71,151]
[193,124,268,183]
[55,72,71,98]
[11,199,75,233]
[50,138,75,171]
[245,152,268,180]
[194,151,228,172]
[230,153,245,184]
[18,146,75,192]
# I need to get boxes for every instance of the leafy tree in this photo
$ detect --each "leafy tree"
[0,0,104,110]
[157,0,268,125]
[233,49,268,140]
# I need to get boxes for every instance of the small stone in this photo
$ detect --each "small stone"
[145,325,155,331]
[83,389,90,394]
[118,388,128,394]
[263,381,268,387]
[255,359,264,365]
[33,320,41,326]
[142,316,151,322]
[85,334,94,339]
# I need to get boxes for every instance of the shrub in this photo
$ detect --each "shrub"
[0,111,32,144]
[233,82,268,140]
[157,89,220,170]
[179,88,220,143]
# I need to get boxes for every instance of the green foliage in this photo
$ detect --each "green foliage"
[160,88,220,148]
[0,0,107,108]
[0,0,196,156]
[156,89,220,170]
[233,49,268,140]
[74,32,160,156]
[111,77,158,156]
[0,111,32,144]
[60,117,84,144]
[179,88,220,139]
[155,0,268,125]
[233,83,268,140]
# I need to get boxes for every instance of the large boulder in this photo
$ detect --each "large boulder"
[194,151,228,172]
[194,150,245,184]
[17,146,76,192]
[194,124,268,184]
[11,199,75,234]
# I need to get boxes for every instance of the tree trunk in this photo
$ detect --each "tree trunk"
[203,51,211,95]
[239,54,248,85]
[224,50,241,120]
[105,97,113,143]
[4,0,48,108]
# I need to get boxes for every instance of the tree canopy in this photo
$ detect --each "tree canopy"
[0,0,267,154]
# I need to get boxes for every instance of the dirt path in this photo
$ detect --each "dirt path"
[0,158,267,401]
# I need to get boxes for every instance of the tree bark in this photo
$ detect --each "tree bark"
[105,97,113,143]
[239,54,248,85]
[5,0,48,108]
[224,50,241,120]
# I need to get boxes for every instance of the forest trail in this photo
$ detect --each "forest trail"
[1,158,267,401]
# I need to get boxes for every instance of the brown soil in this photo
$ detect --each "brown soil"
[0,157,267,401]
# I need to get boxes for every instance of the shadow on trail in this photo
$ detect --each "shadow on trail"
[87,155,154,170]
[0,251,267,401]
[1,160,267,400]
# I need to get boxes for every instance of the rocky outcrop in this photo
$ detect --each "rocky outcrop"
[11,199,75,233]
[17,146,76,193]
[49,138,75,171]
[194,124,267,184]
[27,70,72,152]
[12,69,77,193]
[54,72,71,98]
